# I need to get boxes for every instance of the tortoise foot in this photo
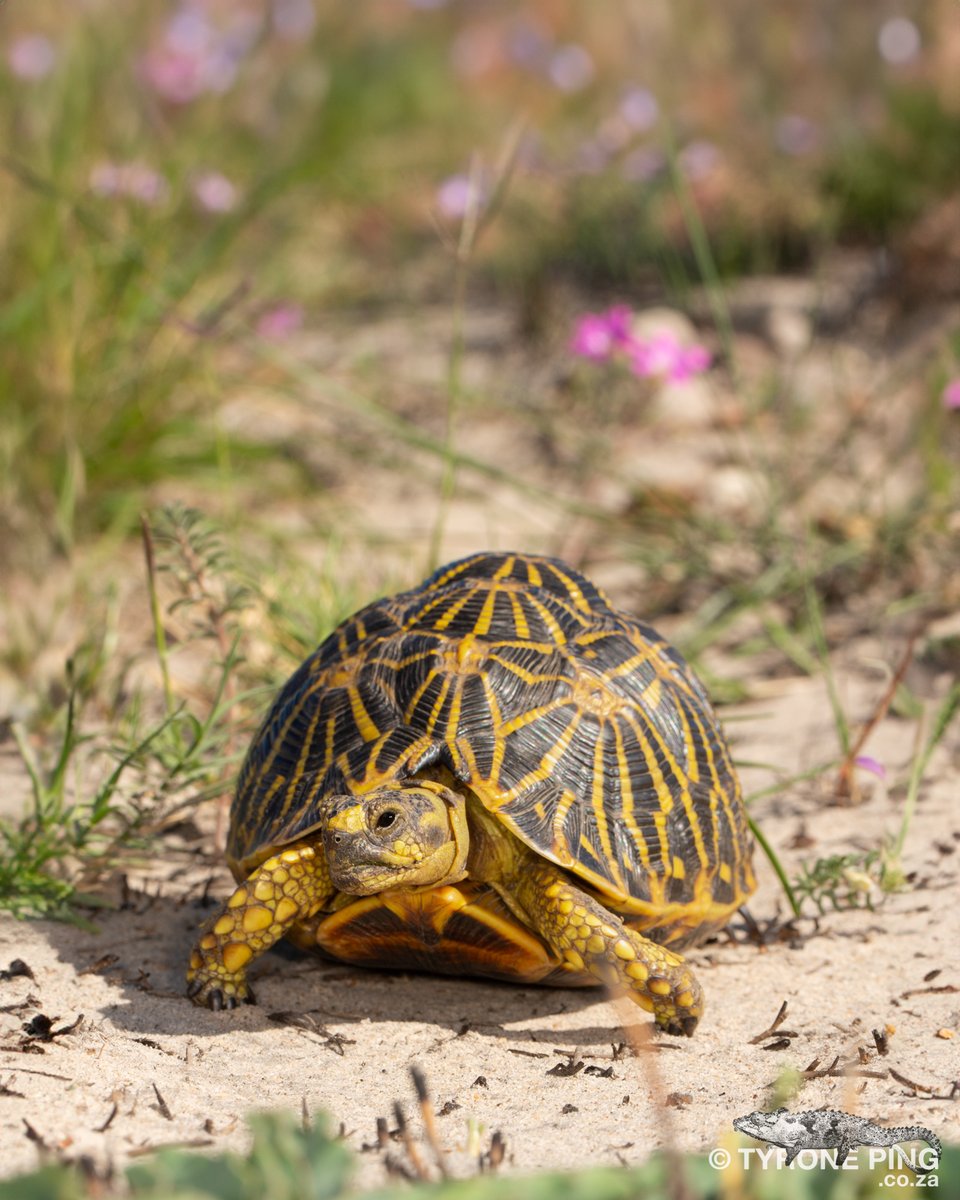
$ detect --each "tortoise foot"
[186,951,256,1010]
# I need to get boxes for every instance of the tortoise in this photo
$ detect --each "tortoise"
[187,552,755,1035]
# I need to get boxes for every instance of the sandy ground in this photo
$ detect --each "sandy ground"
[1,285,959,1184]
[1,657,958,1185]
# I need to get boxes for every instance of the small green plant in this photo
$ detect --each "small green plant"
[0,1107,954,1200]
[881,680,960,891]
[0,506,257,920]
[793,850,881,915]
[0,669,178,920]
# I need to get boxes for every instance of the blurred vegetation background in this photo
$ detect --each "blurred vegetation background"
[3,0,960,560]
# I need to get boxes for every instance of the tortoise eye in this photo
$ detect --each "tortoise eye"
[375,810,398,831]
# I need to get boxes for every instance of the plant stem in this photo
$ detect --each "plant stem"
[141,512,175,718]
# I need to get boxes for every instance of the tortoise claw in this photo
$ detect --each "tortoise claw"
[209,989,224,1012]
[658,1012,700,1037]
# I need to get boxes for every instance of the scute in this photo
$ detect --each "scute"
[228,552,754,923]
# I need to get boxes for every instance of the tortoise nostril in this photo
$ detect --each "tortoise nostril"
[333,833,342,844]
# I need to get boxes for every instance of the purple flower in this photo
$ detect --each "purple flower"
[142,46,211,104]
[776,114,820,157]
[256,304,303,340]
[619,87,659,133]
[435,173,486,220]
[142,4,257,104]
[191,170,238,213]
[878,17,921,65]
[570,307,634,361]
[942,378,960,410]
[678,140,720,182]
[548,44,594,93]
[854,755,887,781]
[90,162,169,206]
[505,18,551,68]
[629,332,711,382]
[7,34,57,81]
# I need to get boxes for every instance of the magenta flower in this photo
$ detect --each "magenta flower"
[854,755,887,781]
[7,34,57,81]
[256,304,304,340]
[571,309,711,383]
[570,306,634,361]
[942,378,960,410]
[629,331,711,382]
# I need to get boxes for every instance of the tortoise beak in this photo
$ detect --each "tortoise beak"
[322,793,413,893]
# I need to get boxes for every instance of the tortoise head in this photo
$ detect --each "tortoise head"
[322,781,469,895]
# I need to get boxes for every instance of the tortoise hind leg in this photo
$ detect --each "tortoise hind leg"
[187,842,334,1009]
[495,857,703,1035]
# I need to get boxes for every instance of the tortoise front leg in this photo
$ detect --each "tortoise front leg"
[187,842,334,1010]
[498,859,703,1036]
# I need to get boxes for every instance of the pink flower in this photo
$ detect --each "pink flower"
[435,174,486,220]
[548,44,594,93]
[141,5,257,104]
[571,309,711,382]
[90,162,169,206]
[571,315,618,361]
[943,378,960,410]
[878,17,921,66]
[570,306,634,361]
[256,304,303,340]
[854,755,887,781]
[7,34,57,81]
[192,170,238,213]
[678,140,720,182]
[629,332,711,382]
[619,87,659,133]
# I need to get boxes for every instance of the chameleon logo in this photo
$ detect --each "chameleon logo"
[733,1107,942,1173]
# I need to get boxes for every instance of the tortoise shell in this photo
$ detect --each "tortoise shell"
[229,552,754,945]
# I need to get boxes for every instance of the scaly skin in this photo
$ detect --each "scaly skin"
[186,843,334,1009]
[497,856,702,1035]
[466,801,703,1035]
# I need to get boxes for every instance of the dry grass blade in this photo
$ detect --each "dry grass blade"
[409,1067,448,1179]
[835,633,919,801]
[393,1101,430,1182]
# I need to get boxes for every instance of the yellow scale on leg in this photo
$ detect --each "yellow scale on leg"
[186,844,334,1010]
[507,861,703,1035]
